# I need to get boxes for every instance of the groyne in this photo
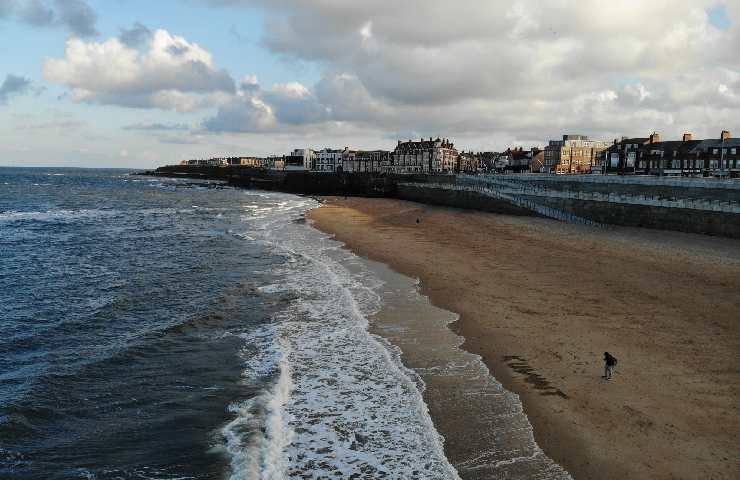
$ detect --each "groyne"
[148,166,740,238]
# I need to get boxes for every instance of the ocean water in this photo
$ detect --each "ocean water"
[1,168,569,480]
[0,168,456,479]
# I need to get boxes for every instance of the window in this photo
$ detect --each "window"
[732,148,737,155]
[713,148,719,154]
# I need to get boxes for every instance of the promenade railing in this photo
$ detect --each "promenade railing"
[398,181,605,228]
[457,175,740,214]
[484,172,740,190]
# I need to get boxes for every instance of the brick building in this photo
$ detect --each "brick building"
[601,134,654,174]
[603,130,738,177]
[389,138,458,174]
[543,134,609,174]
[690,131,739,177]
[457,151,481,173]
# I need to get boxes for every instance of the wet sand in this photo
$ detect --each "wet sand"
[307,197,740,480]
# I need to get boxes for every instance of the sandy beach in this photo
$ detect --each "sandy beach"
[307,197,740,480]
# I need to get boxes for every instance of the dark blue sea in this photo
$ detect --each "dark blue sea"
[0,168,461,480]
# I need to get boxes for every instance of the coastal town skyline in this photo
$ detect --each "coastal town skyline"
[176,128,738,177]
[1,0,739,168]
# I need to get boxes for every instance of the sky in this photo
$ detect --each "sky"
[0,0,738,168]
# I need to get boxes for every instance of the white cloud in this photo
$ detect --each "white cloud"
[203,92,277,133]
[44,29,235,111]
[198,0,740,145]
[624,84,651,103]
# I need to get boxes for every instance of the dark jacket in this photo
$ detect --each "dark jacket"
[604,353,617,367]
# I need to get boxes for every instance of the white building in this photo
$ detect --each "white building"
[284,148,315,171]
[343,150,389,173]
[313,148,345,172]
[264,156,285,170]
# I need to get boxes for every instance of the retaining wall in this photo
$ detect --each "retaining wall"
[522,195,740,238]
[492,174,740,202]
[149,166,740,238]
[397,184,537,217]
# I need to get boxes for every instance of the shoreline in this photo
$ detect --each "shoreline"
[307,197,740,480]
[361,256,568,478]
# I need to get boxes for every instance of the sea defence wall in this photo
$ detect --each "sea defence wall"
[149,166,740,238]
[396,184,537,217]
[523,195,740,238]
[150,165,454,196]
[486,174,740,203]
[426,176,740,238]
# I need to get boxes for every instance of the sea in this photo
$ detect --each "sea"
[0,168,570,480]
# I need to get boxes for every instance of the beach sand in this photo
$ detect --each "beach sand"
[307,197,740,480]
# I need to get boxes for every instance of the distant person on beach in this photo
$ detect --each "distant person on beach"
[603,352,618,380]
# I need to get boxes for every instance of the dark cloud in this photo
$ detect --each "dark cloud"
[166,44,190,56]
[0,0,17,18]
[0,0,97,36]
[54,0,97,37]
[119,22,151,47]
[0,74,34,104]
[19,0,53,26]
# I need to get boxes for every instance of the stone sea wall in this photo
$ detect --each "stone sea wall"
[149,166,740,238]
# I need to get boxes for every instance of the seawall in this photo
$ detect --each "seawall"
[524,195,740,238]
[396,184,537,217]
[148,166,740,238]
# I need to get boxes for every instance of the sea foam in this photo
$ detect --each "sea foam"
[223,192,460,479]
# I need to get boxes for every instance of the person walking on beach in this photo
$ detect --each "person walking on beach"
[603,352,618,380]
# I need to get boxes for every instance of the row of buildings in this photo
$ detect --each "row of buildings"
[180,130,739,177]
[181,138,469,174]
[541,131,739,176]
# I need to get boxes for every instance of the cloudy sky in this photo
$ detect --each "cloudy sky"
[1,0,738,168]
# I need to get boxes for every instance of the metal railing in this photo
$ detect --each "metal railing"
[399,182,606,228]
[458,175,740,213]
[470,172,740,190]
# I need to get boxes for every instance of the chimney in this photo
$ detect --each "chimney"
[721,130,731,141]
[649,132,661,143]
[682,132,693,142]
